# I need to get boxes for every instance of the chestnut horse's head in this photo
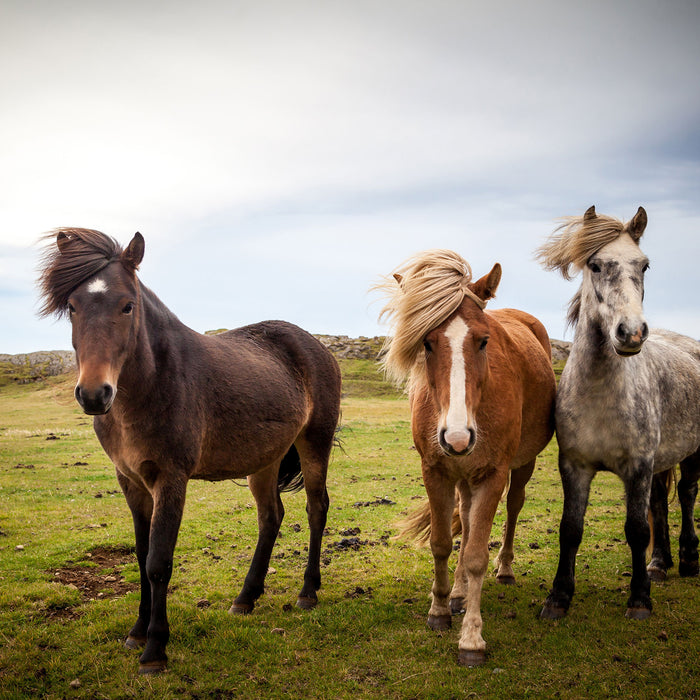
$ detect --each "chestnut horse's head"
[38,229,145,415]
[422,265,501,456]
[375,249,501,457]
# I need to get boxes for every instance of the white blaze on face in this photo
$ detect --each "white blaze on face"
[443,316,470,438]
[87,278,108,294]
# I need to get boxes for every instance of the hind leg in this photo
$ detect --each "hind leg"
[230,463,284,615]
[296,434,332,609]
[647,470,673,582]
[495,459,535,585]
[679,452,700,577]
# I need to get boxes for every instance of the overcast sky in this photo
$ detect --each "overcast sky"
[1,0,698,354]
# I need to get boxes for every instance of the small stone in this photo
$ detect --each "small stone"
[15,545,24,551]
[658,630,669,641]
[69,679,81,689]
[271,627,285,635]
[196,599,211,608]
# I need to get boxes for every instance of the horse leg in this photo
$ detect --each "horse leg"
[450,487,470,614]
[540,456,595,619]
[624,461,654,619]
[230,465,284,614]
[117,472,153,651]
[678,451,700,577]
[457,473,507,667]
[647,470,673,582]
[295,438,331,609]
[138,474,188,674]
[423,469,456,632]
[495,459,535,585]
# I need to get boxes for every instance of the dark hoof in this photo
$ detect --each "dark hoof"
[427,613,452,631]
[296,595,318,610]
[540,603,567,620]
[496,575,516,585]
[138,660,167,675]
[124,635,146,650]
[450,598,465,615]
[625,606,651,620]
[647,565,667,583]
[228,602,254,615]
[458,649,486,667]
[679,560,699,577]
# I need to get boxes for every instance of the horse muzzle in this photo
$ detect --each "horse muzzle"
[75,383,116,415]
[612,320,649,357]
[438,427,476,457]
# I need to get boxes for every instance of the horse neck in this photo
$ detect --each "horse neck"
[118,282,192,391]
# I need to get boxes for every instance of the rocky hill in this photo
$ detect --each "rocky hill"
[1,336,570,383]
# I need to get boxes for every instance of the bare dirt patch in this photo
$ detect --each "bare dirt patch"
[48,545,139,618]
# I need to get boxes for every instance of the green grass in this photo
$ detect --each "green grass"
[0,364,699,698]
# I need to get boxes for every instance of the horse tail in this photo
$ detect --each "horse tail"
[395,497,461,545]
[278,445,305,493]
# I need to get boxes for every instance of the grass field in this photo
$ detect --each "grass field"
[1,364,699,699]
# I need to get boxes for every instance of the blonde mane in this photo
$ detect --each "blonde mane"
[374,249,475,385]
[535,209,627,281]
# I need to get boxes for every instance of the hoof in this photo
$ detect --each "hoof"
[427,613,452,631]
[449,598,465,615]
[124,635,146,650]
[138,660,167,675]
[625,606,651,620]
[496,574,516,585]
[540,603,567,620]
[647,565,667,583]
[458,649,486,667]
[679,560,699,577]
[296,595,318,610]
[228,602,254,615]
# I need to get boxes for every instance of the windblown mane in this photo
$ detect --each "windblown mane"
[535,210,639,327]
[374,249,474,385]
[535,212,626,281]
[37,228,125,318]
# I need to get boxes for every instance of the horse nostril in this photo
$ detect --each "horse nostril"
[102,384,113,402]
[616,323,627,341]
[74,385,82,403]
[641,323,649,341]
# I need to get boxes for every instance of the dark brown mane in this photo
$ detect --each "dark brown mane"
[37,228,125,318]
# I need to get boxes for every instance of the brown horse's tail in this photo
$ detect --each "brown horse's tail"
[395,500,461,545]
[278,445,304,493]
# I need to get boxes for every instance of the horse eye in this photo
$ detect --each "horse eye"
[642,263,650,273]
[423,339,433,354]
[479,337,489,351]
[122,302,134,315]
[588,261,601,273]
[67,302,76,314]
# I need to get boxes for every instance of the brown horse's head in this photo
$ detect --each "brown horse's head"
[422,264,501,456]
[39,229,145,415]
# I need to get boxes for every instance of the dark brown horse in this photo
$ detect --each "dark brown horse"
[38,228,342,674]
[376,250,556,666]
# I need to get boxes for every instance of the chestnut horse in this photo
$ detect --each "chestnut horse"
[537,207,700,621]
[376,250,556,666]
[38,229,341,674]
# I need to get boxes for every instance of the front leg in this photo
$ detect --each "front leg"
[624,459,654,619]
[423,467,455,632]
[456,473,506,667]
[541,455,595,619]
[138,475,188,674]
[117,472,153,650]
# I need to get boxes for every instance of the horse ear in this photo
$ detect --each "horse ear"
[393,273,403,286]
[584,205,597,222]
[122,232,145,270]
[471,263,502,302]
[627,206,647,242]
[56,231,71,253]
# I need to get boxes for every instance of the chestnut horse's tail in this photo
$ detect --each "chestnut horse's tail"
[278,445,304,493]
[396,500,461,545]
